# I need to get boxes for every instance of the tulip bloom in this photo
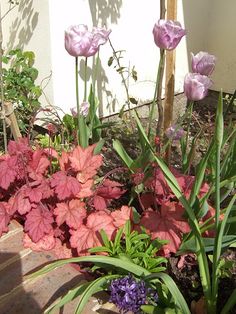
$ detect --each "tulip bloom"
[65,24,111,57]
[184,73,212,101]
[153,19,186,50]
[191,51,216,76]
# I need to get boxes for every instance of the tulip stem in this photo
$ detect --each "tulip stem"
[75,56,80,144]
[84,57,88,101]
[185,101,193,151]
[147,49,165,141]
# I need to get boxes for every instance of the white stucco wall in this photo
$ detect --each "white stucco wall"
[206,0,236,93]
[48,0,191,116]
[1,0,53,106]
[2,0,236,117]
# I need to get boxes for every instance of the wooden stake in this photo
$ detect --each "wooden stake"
[164,0,177,131]
[3,102,22,140]
[164,0,177,163]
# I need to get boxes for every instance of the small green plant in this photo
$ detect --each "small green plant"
[1,49,42,133]
[28,221,189,314]
[89,220,168,273]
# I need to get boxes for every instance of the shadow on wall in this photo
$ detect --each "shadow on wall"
[6,0,39,50]
[88,0,123,116]
[0,252,41,314]
[88,0,122,27]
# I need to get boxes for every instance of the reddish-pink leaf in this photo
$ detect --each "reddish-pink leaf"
[9,192,32,215]
[0,155,18,190]
[0,202,10,237]
[50,171,81,200]
[59,151,70,171]
[111,206,133,228]
[70,225,100,254]
[23,231,56,252]
[69,144,103,183]
[140,202,190,255]
[27,150,50,180]
[24,186,43,203]
[70,211,116,254]
[8,138,31,156]
[43,148,59,159]
[93,179,126,210]
[76,179,94,198]
[37,179,54,200]
[25,204,54,242]
[54,199,86,229]
[144,168,209,206]
[93,195,107,211]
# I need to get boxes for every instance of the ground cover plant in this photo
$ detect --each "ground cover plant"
[0,2,236,314]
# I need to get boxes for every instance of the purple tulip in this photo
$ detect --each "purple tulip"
[166,125,185,140]
[65,24,111,57]
[191,51,216,76]
[184,73,212,101]
[153,19,186,50]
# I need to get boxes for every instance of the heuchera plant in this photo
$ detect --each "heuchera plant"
[0,138,130,257]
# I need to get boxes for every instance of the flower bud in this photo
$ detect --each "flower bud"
[166,125,184,140]
[80,101,89,117]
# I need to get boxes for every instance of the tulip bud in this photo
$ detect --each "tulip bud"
[65,24,111,58]
[191,51,216,76]
[166,125,184,140]
[80,101,89,117]
[184,73,212,101]
[70,107,77,117]
[153,19,186,50]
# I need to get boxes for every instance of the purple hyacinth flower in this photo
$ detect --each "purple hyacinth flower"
[109,275,156,313]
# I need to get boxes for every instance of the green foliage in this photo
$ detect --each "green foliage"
[29,255,189,314]
[89,221,168,272]
[1,49,42,133]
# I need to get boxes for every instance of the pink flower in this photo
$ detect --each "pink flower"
[70,107,77,117]
[191,51,216,76]
[166,125,184,140]
[184,73,212,101]
[80,101,89,117]
[153,19,186,50]
[65,24,111,57]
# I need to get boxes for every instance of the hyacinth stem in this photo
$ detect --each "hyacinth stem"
[84,57,88,101]
[147,49,165,140]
